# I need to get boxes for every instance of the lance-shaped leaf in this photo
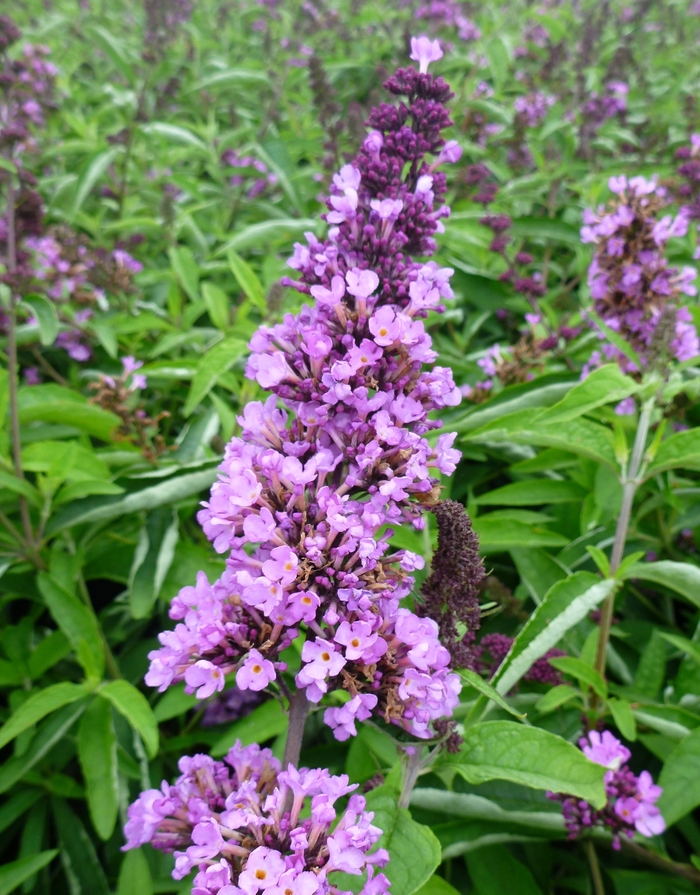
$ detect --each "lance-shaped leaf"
[0,683,90,750]
[129,507,180,618]
[442,721,606,808]
[642,428,700,478]
[536,363,639,424]
[78,698,119,840]
[184,336,247,416]
[37,573,105,679]
[99,680,159,758]
[52,800,110,895]
[658,728,700,827]
[491,573,616,696]
[0,851,58,895]
[621,560,700,610]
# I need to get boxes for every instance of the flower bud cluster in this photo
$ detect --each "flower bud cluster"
[581,175,699,376]
[549,730,665,850]
[146,39,467,740]
[123,741,389,895]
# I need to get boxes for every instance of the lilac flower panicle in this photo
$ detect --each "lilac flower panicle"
[145,41,465,743]
[549,730,665,849]
[581,175,699,380]
[123,741,390,895]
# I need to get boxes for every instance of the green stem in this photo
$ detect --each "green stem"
[594,398,654,679]
[4,175,36,557]
[583,840,605,895]
[283,689,310,770]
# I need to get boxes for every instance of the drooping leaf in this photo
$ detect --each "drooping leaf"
[0,851,58,895]
[46,465,218,534]
[37,573,105,679]
[78,698,119,840]
[442,721,606,808]
[184,336,247,416]
[458,670,525,719]
[535,364,639,424]
[643,429,700,477]
[622,560,700,609]
[21,295,59,346]
[169,245,200,302]
[99,680,159,758]
[227,250,266,310]
[658,728,700,826]
[491,573,616,695]
[548,656,608,699]
[71,148,120,215]
[0,701,88,794]
[0,683,90,750]
[18,386,119,441]
[129,507,180,618]
[474,480,586,506]
[409,788,564,832]
[608,698,637,742]
[473,516,568,551]
[52,799,110,895]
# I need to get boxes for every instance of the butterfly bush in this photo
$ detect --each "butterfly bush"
[549,730,665,850]
[123,741,390,895]
[145,36,467,742]
[581,174,699,381]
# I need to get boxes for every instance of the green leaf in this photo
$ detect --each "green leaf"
[410,788,564,832]
[129,507,180,618]
[634,630,666,700]
[444,721,606,808]
[586,311,643,375]
[453,376,575,434]
[27,631,71,679]
[47,465,218,533]
[202,282,230,330]
[0,792,42,836]
[52,799,110,895]
[608,698,637,742]
[117,849,153,895]
[227,250,266,310]
[169,245,200,302]
[458,670,525,719]
[217,218,318,254]
[154,681,198,722]
[0,851,58,895]
[141,122,208,152]
[509,217,581,247]
[78,698,118,840]
[534,685,579,714]
[211,698,287,756]
[0,701,88,794]
[659,632,700,667]
[467,415,619,470]
[71,148,119,215]
[184,336,247,416]
[548,656,608,699]
[21,295,59,346]
[18,389,119,441]
[37,573,105,679]
[466,844,544,895]
[361,787,441,895]
[0,469,41,505]
[491,573,616,695]
[0,682,89,750]
[191,68,270,90]
[658,728,700,826]
[644,429,700,478]
[509,548,568,606]
[621,560,700,609]
[474,480,586,506]
[537,364,639,424]
[473,517,568,551]
[99,680,159,758]
[413,876,461,895]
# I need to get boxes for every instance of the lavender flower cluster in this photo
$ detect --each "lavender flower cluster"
[145,38,469,742]
[581,174,699,379]
[124,741,389,895]
[549,730,665,850]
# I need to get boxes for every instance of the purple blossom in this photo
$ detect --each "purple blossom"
[145,39,464,741]
[123,741,390,895]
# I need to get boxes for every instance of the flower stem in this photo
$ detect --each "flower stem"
[398,746,423,809]
[594,397,654,679]
[283,689,309,770]
[4,175,36,554]
[583,840,605,895]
